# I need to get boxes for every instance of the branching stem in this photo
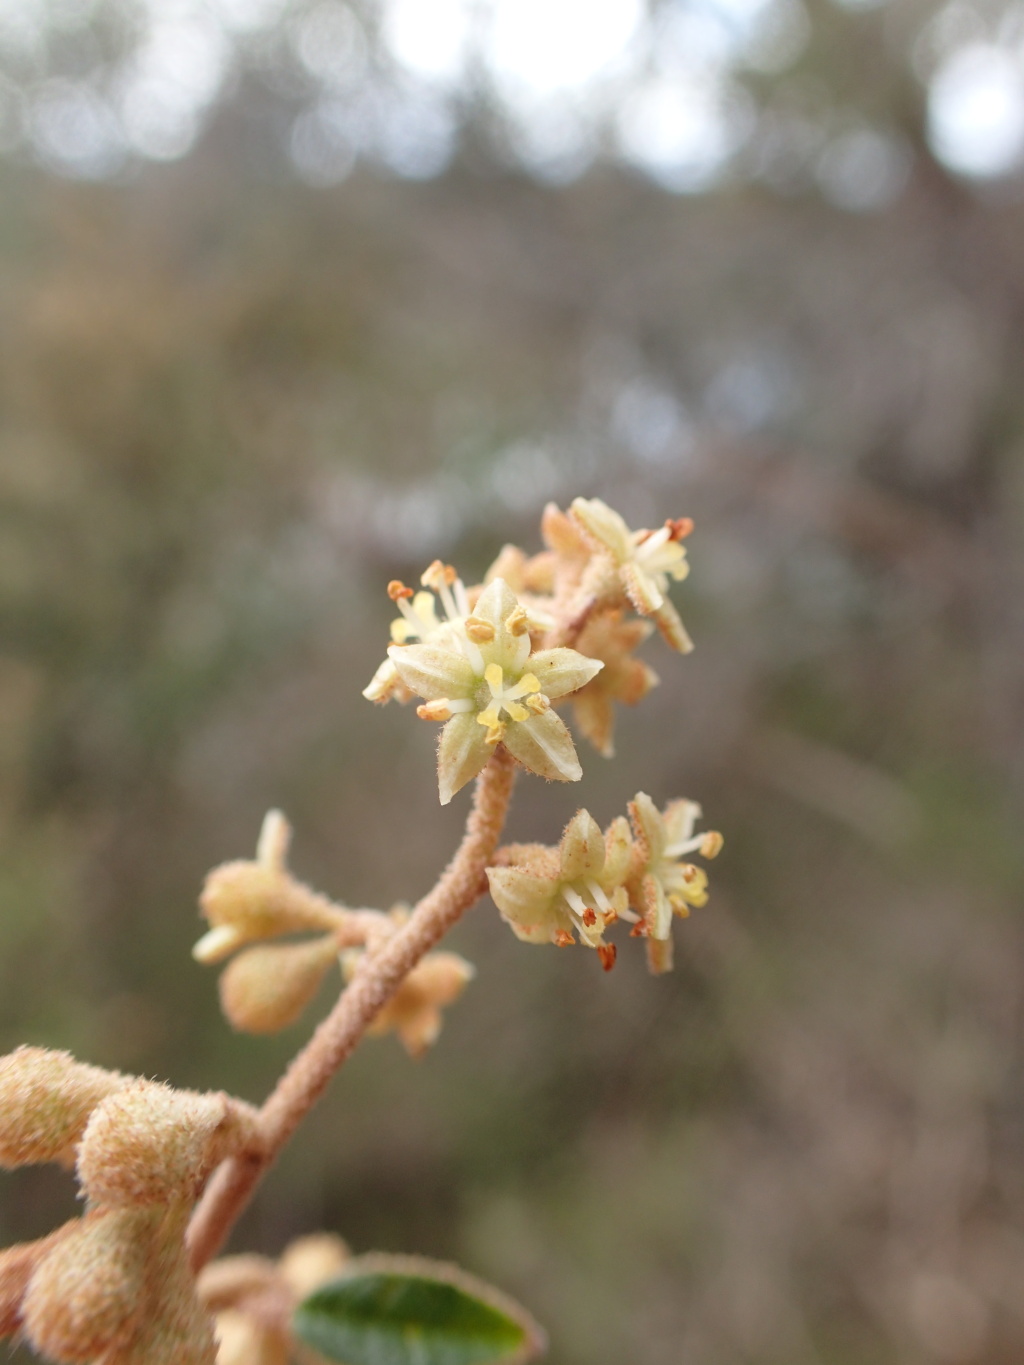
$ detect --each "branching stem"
[186,746,518,1271]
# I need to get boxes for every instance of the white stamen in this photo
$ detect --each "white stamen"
[664,834,704,859]
[586,880,612,915]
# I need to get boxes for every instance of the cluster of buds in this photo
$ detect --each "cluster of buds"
[487,794,722,975]
[0,1046,261,1364]
[197,1232,350,1365]
[364,498,696,802]
[194,810,473,1054]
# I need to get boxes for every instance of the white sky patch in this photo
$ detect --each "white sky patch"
[927,43,1024,177]
[484,0,644,101]
[291,2,367,89]
[117,14,232,161]
[290,98,358,184]
[816,127,910,210]
[210,0,291,33]
[29,79,124,177]
[372,85,457,178]
[618,75,752,192]
[501,94,599,182]
[381,0,473,86]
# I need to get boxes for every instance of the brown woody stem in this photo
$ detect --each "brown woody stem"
[186,747,517,1271]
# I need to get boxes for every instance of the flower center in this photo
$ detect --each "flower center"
[476,664,544,744]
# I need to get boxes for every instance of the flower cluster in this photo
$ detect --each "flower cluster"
[0,1047,261,1365]
[198,1233,350,1365]
[487,794,722,975]
[194,811,473,1053]
[364,498,697,796]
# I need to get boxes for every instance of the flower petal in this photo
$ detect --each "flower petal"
[559,810,605,882]
[628,792,667,865]
[528,647,603,699]
[472,577,519,631]
[541,502,591,560]
[436,714,492,805]
[643,871,673,941]
[502,711,583,784]
[363,657,413,705]
[646,934,674,975]
[654,599,694,654]
[621,561,664,614]
[571,688,616,758]
[662,798,702,848]
[601,816,634,887]
[486,866,556,926]
[388,643,478,702]
[570,497,632,560]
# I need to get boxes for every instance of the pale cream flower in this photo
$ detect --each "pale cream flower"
[570,497,694,652]
[569,610,659,758]
[386,578,602,804]
[487,809,633,965]
[363,561,473,704]
[343,950,475,1057]
[627,792,723,974]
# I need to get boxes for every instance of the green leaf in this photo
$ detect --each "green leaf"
[292,1253,546,1365]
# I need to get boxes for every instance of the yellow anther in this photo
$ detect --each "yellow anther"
[700,830,724,859]
[465,616,496,643]
[680,864,699,883]
[484,662,504,693]
[525,693,550,715]
[505,605,530,636]
[484,721,506,746]
[387,580,413,601]
[417,701,452,722]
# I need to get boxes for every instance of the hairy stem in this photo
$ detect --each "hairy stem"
[186,746,517,1271]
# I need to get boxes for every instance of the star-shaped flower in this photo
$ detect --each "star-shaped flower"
[487,809,633,967]
[386,578,603,804]
[570,609,660,758]
[570,497,694,653]
[627,792,723,974]
[363,561,473,705]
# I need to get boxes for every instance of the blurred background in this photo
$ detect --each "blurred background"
[2,0,1024,1361]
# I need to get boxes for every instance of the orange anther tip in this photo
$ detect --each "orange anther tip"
[387,580,413,601]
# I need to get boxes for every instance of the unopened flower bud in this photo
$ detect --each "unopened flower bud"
[0,1048,128,1169]
[21,1207,158,1362]
[107,1233,216,1365]
[219,936,340,1034]
[0,1224,75,1339]
[214,1310,288,1365]
[346,951,474,1058]
[279,1233,350,1298]
[77,1083,258,1207]
[197,1256,281,1314]
[195,862,340,965]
